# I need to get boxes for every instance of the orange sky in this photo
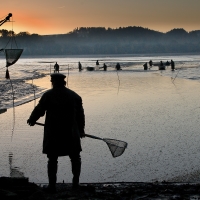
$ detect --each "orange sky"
[1,0,200,35]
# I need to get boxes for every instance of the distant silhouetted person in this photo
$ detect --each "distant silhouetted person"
[143,62,148,70]
[171,60,175,71]
[116,63,121,70]
[159,61,165,70]
[149,60,153,67]
[96,60,99,65]
[27,73,85,193]
[54,62,59,73]
[78,62,82,71]
[166,61,170,66]
[103,63,107,71]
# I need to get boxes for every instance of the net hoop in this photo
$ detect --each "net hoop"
[103,138,128,158]
[5,49,23,67]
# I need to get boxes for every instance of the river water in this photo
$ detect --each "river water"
[1,54,200,183]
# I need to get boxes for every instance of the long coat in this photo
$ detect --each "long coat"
[29,86,85,156]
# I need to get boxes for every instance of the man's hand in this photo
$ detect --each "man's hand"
[27,119,36,126]
[80,132,85,138]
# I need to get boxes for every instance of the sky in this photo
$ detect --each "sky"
[0,0,200,35]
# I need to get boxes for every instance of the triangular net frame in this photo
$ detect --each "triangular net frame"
[5,49,23,67]
[103,138,128,158]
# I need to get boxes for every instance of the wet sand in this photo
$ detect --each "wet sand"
[1,177,200,199]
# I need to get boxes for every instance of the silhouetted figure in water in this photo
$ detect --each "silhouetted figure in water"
[143,62,148,70]
[171,59,175,71]
[54,62,59,73]
[96,60,99,65]
[78,62,82,71]
[159,61,165,70]
[103,63,107,71]
[149,60,153,67]
[116,63,121,70]
[27,73,85,193]
[166,61,170,66]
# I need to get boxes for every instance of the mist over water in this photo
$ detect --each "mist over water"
[1,54,200,183]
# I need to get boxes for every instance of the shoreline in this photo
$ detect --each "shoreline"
[0,75,49,115]
[1,177,200,199]
[1,52,200,59]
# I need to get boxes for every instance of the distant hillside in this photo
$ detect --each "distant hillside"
[1,26,200,55]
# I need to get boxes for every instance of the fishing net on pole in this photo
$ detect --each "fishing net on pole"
[5,49,23,67]
[84,133,128,158]
[4,49,23,79]
[103,138,128,158]
[35,122,128,158]
[0,13,23,140]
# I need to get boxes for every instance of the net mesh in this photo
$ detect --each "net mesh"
[5,49,23,67]
[103,138,128,158]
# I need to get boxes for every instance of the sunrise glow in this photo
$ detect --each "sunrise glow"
[1,0,200,35]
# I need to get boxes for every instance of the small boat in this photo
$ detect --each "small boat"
[86,66,95,71]
[0,108,7,114]
[158,66,166,70]
[153,62,166,70]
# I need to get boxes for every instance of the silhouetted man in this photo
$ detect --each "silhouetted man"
[116,63,121,70]
[78,62,82,71]
[54,62,59,73]
[149,60,153,67]
[159,61,165,70]
[27,73,85,193]
[143,62,148,70]
[103,63,107,71]
[166,61,170,66]
[171,59,175,71]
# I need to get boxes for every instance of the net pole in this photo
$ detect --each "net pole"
[84,134,103,140]
[35,122,103,140]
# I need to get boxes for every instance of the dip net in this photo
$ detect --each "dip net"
[4,49,23,79]
[35,122,128,158]
[103,138,128,158]
[5,49,23,67]
[84,133,128,158]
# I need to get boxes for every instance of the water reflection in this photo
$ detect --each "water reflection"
[9,152,24,178]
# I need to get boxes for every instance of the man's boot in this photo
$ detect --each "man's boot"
[44,157,58,193]
[71,156,81,189]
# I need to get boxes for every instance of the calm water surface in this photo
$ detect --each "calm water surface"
[1,54,200,183]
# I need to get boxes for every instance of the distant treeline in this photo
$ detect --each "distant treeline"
[0,26,200,55]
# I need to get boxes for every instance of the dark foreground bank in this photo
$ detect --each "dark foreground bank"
[1,177,200,200]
